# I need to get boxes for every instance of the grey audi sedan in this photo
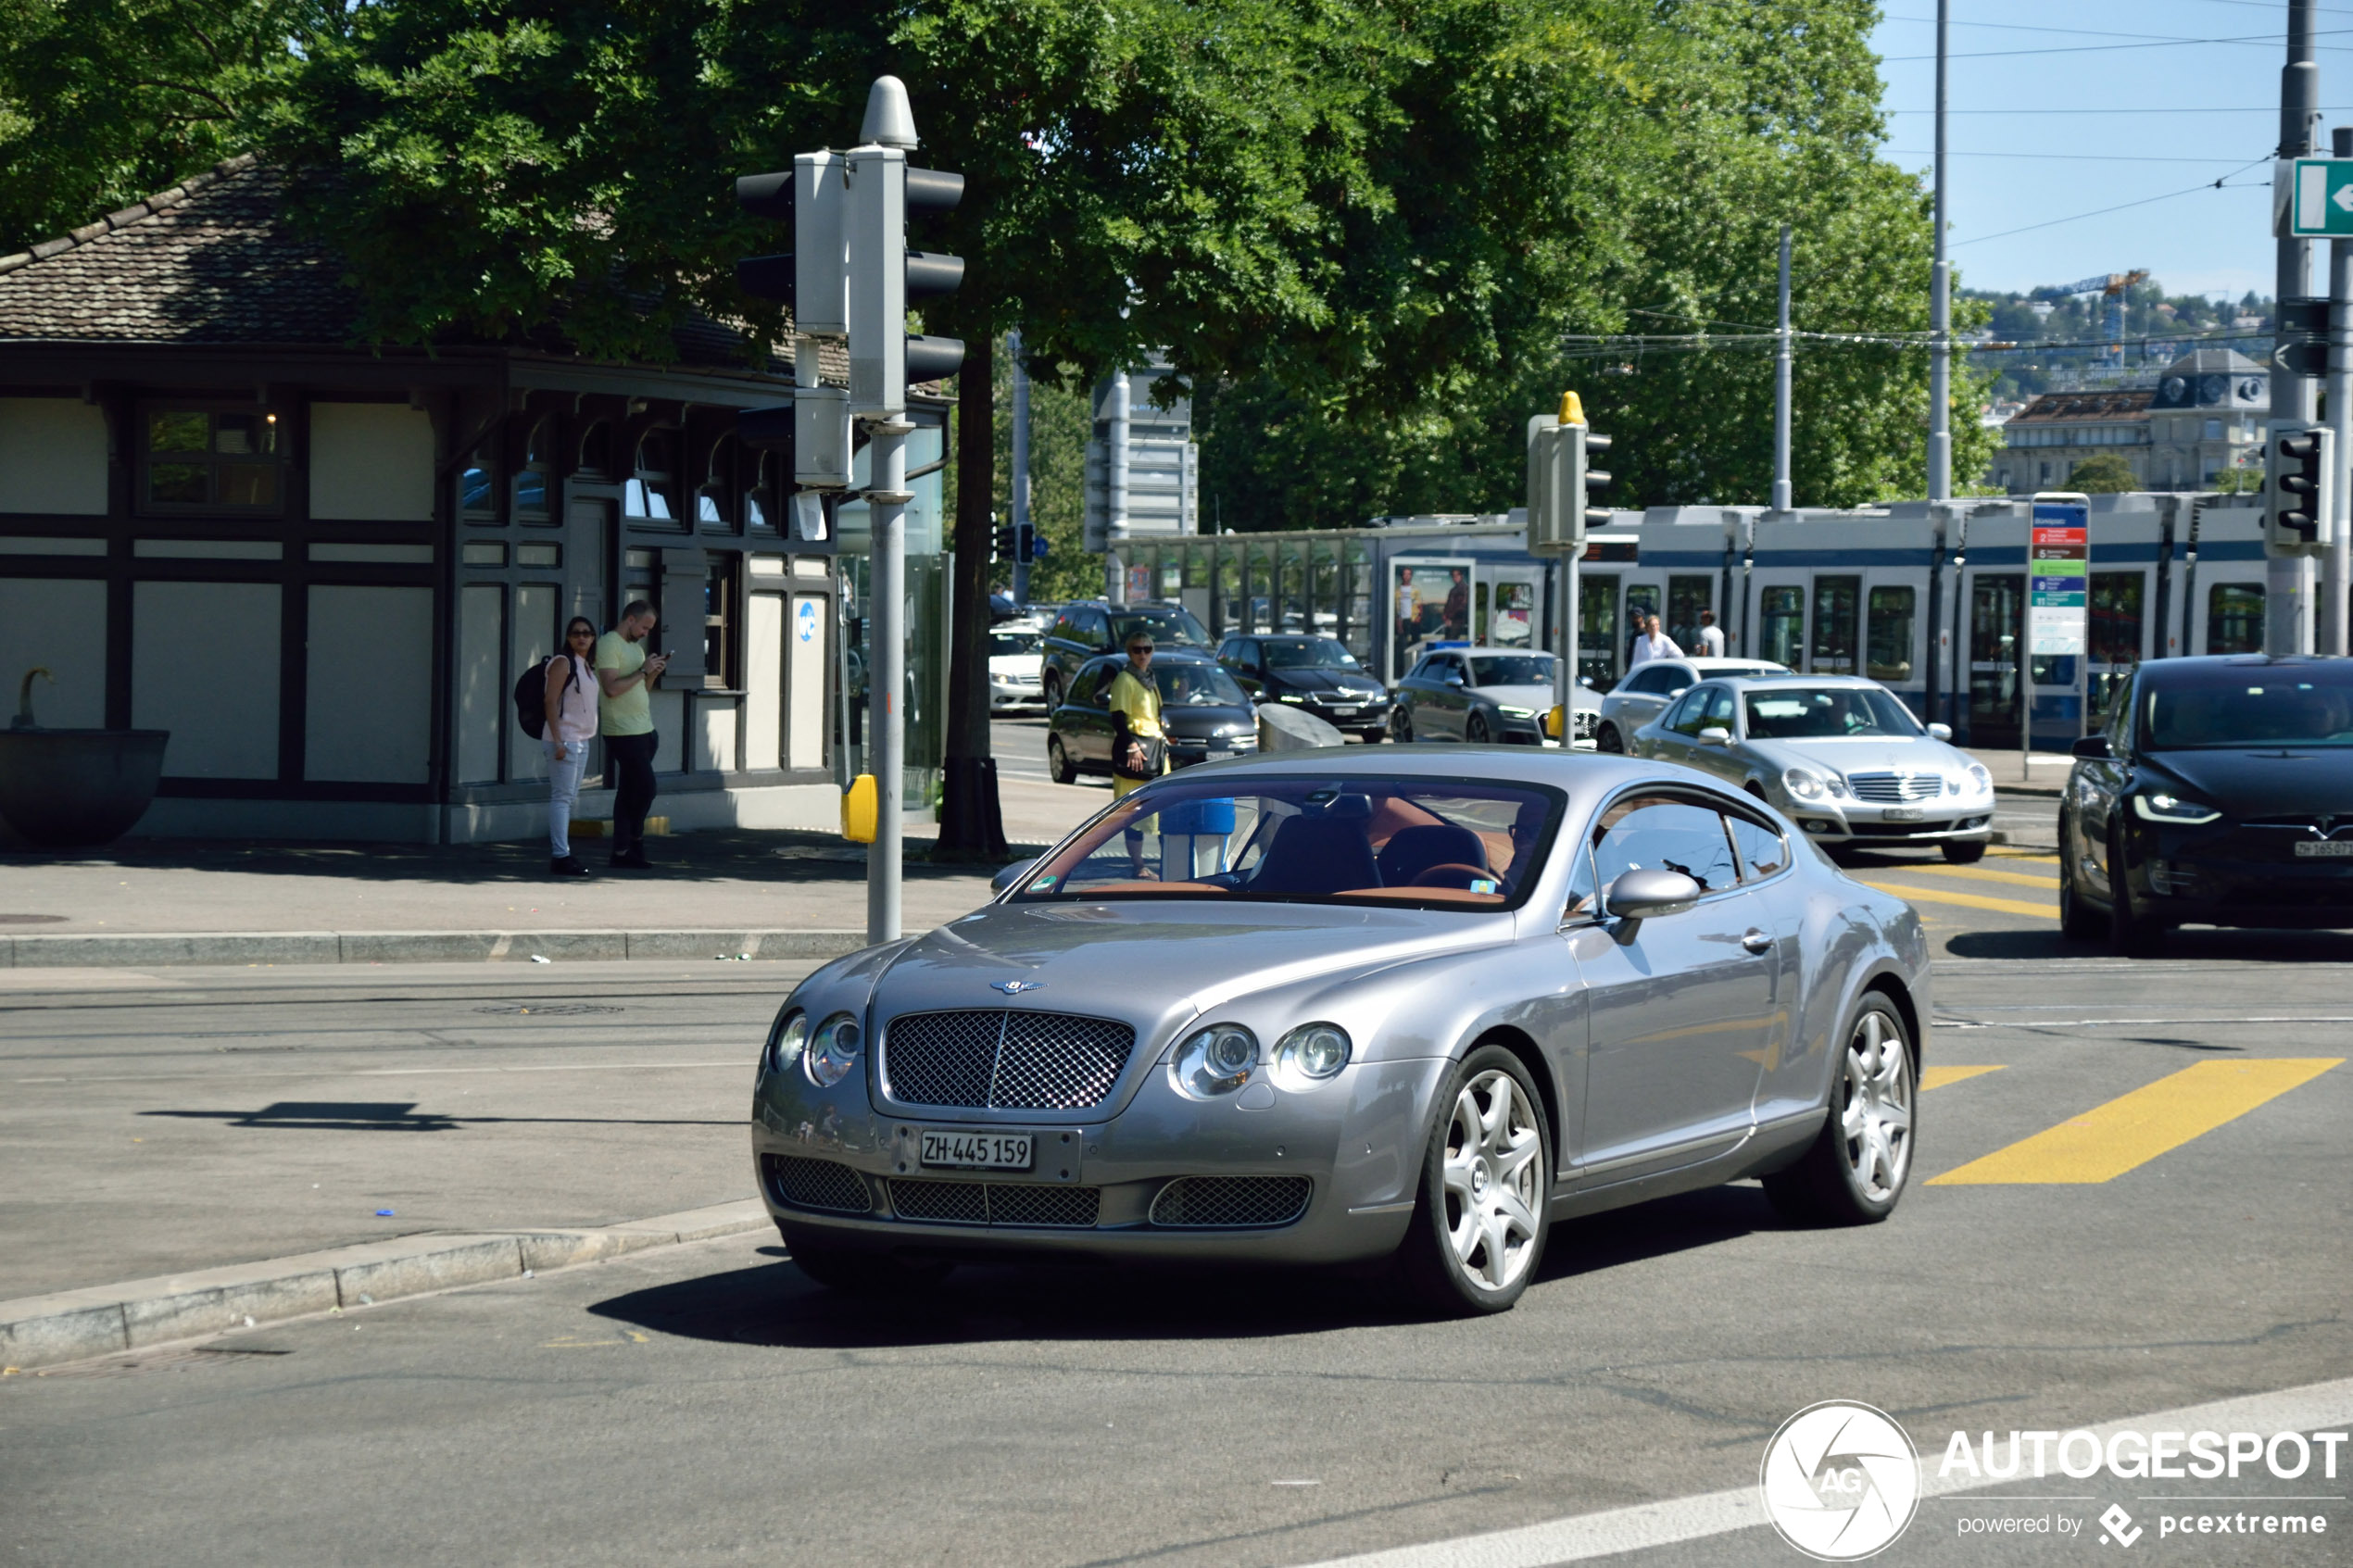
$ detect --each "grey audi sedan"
[752,749,1930,1314]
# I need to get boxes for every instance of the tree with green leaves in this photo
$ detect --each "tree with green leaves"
[2066,454,2139,494]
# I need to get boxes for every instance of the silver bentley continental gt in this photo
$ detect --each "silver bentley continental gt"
[750,750,1931,1314]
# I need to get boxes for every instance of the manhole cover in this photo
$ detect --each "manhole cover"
[0,914,69,924]
[474,1003,624,1016]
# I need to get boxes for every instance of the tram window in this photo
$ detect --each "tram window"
[2207,583,2265,655]
[1579,575,1621,688]
[1623,583,1661,669]
[1810,576,1860,675]
[2089,571,2144,719]
[1667,575,1713,652]
[1760,586,1805,670]
[1865,585,1916,683]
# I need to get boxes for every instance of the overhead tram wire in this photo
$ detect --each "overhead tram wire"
[1882,30,2353,63]
[1886,106,2353,114]
[1549,327,2282,364]
[1948,155,2274,247]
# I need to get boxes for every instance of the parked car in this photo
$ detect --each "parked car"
[751,748,1930,1313]
[1593,656,1791,753]
[1629,674,1994,861]
[1039,601,1214,709]
[1214,634,1391,741]
[2058,654,2353,953]
[1389,647,1597,746]
[1044,650,1258,783]
[988,626,1047,711]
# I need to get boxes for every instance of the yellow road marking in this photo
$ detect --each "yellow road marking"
[1859,880,2056,920]
[1920,1064,2007,1091]
[1927,1059,2342,1185]
[1991,850,2058,864]
[1902,863,2059,890]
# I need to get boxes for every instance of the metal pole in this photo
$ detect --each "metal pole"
[1927,0,1951,503]
[2331,133,2353,656]
[1106,368,1131,606]
[865,416,912,945]
[1010,328,1032,608]
[2272,0,2321,655]
[1774,225,1794,513]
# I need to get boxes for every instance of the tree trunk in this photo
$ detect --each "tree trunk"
[936,336,1008,861]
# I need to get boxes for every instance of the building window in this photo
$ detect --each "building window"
[578,420,613,478]
[698,435,736,531]
[2204,418,2222,439]
[514,419,553,521]
[624,431,680,524]
[143,408,283,511]
[459,438,497,522]
[746,448,780,533]
[704,554,741,688]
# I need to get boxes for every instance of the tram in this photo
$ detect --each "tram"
[1114,493,2273,751]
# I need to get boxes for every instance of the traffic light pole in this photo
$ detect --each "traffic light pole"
[2272,0,2321,656]
[865,416,913,945]
[1011,328,1033,607]
[2331,225,2353,657]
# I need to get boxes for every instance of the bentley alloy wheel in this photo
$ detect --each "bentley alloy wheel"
[1402,1045,1551,1313]
[1763,994,1915,1226]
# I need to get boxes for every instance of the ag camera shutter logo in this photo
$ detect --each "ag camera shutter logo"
[1759,1400,1922,1560]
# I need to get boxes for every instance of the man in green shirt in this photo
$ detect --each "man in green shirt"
[595,601,670,868]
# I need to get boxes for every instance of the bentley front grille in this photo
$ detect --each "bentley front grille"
[1149,1175,1314,1229]
[882,1009,1136,1110]
[765,1155,874,1214]
[1844,771,1944,804]
[888,1179,1101,1228]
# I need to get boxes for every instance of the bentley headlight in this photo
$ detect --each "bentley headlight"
[766,1009,809,1076]
[1173,1023,1258,1098]
[1782,766,1831,802]
[2134,792,2222,825]
[1273,1023,1352,1088]
[805,1011,862,1087]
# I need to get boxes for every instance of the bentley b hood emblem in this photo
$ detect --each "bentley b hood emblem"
[991,979,1043,995]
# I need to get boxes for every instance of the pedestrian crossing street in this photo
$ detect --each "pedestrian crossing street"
[1918,1055,2342,1185]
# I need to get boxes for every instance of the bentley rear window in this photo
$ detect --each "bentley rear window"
[1013,777,1565,909]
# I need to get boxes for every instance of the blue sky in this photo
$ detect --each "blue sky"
[1867,0,2347,301]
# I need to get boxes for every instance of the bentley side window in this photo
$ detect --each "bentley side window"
[1726,813,1789,881]
[1592,795,1741,896]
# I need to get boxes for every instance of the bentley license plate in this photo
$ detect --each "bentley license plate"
[920,1131,1033,1171]
[1881,808,1925,822]
[2294,840,2353,858]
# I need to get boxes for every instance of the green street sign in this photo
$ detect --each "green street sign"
[2290,158,2353,237]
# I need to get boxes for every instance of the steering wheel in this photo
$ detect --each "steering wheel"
[1408,862,1495,891]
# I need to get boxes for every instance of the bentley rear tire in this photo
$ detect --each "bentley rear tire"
[1398,1045,1552,1315]
[1763,994,1915,1227]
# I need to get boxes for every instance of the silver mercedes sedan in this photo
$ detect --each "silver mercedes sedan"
[751,749,1931,1314]
[1629,674,1997,864]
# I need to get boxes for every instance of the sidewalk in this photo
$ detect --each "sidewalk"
[1965,746,2075,798]
[0,773,1114,967]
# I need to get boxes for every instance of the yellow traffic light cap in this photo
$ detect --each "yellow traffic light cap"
[1559,391,1587,426]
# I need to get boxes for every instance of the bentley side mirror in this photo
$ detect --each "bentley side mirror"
[1697,726,1731,746]
[2071,734,2112,760]
[989,859,1039,896]
[1926,722,1954,741]
[1603,867,1704,928]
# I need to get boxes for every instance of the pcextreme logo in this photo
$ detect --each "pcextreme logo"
[1760,1401,1923,1561]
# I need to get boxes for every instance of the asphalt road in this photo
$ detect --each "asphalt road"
[6,897,2349,1565]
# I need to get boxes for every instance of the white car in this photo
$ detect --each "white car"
[1593,656,1791,753]
[988,626,1047,710]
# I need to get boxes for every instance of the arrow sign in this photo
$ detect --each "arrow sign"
[2335,184,2353,214]
[2291,158,2353,236]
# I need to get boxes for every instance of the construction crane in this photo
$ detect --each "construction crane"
[2056,270,2150,365]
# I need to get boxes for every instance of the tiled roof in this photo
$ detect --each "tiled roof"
[0,157,810,378]
[2009,389,2153,425]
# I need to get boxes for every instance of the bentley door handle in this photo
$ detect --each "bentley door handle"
[1741,929,1773,954]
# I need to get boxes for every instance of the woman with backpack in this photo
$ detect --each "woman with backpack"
[544,617,600,877]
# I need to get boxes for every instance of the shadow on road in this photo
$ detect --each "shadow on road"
[1945,928,2353,961]
[586,1185,1783,1348]
[138,1101,737,1131]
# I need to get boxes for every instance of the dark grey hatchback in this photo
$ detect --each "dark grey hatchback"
[1046,650,1259,784]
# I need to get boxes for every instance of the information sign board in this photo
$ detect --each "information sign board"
[2028,502,2088,659]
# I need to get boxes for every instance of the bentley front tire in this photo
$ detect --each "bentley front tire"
[1399,1045,1552,1315]
[1763,995,1915,1227]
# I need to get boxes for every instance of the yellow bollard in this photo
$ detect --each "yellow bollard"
[841,773,878,844]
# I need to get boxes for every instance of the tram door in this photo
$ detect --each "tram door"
[1969,574,2024,748]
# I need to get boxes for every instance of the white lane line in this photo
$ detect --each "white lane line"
[1939,1016,2353,1030]
[1286,1377,2353,1568]
[15,1060,749,1085]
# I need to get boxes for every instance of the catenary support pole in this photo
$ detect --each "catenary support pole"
[1107,367,1131,606]
[1011,328,1033,608]
[1774,225,1794,513]
[2330,132,2353,657]
[1927,0,1950,504]
[2272,0,2322,656]
[865,415,912,945]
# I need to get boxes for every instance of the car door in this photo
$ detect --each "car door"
[1562,790,1776,1183]
[1645,689,1706,765]
[1065,662,1112,766]
[1615,663,1688,734]
[1227,638,1265,700]
[1726,809,1810,1129]
[2070,671,2136,900]
[1683,684,1744,784]
[1423,654,1468,738]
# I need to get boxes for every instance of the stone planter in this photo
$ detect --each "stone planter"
[0,729,170,847]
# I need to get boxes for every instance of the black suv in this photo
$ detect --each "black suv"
[1038,601,1214,708]
[1215,633,1391,742]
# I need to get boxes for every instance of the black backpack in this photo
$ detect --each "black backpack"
[514,656,578,740]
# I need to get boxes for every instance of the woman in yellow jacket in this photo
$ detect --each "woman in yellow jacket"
[1106,631,1167,798]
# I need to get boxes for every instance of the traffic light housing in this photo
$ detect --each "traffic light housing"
[846,80,967,415]
[734,154,853,487]
[993,524,1017,561]
[2265,425,2334,558]
[1527,391,1610,553]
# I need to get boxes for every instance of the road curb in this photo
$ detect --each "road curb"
[0,1199,771,1373]
[0,929,868,969]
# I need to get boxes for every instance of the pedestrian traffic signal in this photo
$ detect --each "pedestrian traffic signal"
[732,153,852,487]
[2265,425,2334,558]
[1528,391,1611,553]
[847,78,966,416]
[993,524,1017,561]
